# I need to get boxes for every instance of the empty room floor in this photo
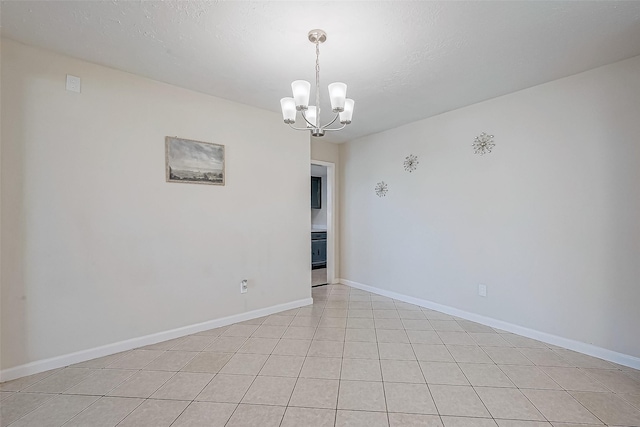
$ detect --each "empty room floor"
[1,284,639,427]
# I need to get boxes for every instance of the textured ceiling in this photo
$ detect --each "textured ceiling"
[2,1,640,143]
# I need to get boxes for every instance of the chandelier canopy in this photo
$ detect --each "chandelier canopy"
[280,29,354,137]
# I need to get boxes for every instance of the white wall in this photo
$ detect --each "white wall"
[340,55,640,359]
[311,164,328,229]
[311,139,340,166]
[0,39,311,371]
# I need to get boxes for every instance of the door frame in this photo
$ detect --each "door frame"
[310,160,335,285]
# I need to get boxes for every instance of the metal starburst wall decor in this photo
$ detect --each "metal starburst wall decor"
[472,132,495,155]
[375,181,388,197]
[404,154,419,172]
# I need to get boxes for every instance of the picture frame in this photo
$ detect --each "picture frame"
[165,136,225,186]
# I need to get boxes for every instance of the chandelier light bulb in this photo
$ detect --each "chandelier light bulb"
[328,82,347,112]
[291,80,310,110]
[305,106,317,128]
[340,99,355,124]
[280,98,296,124]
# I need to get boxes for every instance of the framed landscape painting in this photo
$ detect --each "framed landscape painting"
[165,136,225,185]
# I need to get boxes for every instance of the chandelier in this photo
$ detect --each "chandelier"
[280,29,355,137]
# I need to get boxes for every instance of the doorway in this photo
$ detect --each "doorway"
[311,160,335,287]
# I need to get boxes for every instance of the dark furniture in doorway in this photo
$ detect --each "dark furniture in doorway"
[311,231,327,269]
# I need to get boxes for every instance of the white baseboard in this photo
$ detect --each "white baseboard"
[338,278,640,370]
[0,297,313,382]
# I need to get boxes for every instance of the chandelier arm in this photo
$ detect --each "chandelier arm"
[288,123,310,131]
[321,123,348,132]
[319,113,340,130]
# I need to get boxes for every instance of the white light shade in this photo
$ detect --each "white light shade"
[291,80,311,110]
[280,98,296,124]
[328,82,347,112]
[305,106,317,128]
[339,99,354,124]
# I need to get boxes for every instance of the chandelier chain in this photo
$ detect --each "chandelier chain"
[315,41,321,128]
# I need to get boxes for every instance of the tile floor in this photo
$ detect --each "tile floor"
[312,268,328,287]
[1,284,639,427]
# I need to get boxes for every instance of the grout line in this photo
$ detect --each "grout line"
[410,308,443,419]
[165,399,195,427]
[277,301,321,426]
[219,316,269,426]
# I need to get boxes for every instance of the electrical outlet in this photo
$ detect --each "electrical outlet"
[66,75,81,93]
[240,279,248,294]
[478,284,487,297]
